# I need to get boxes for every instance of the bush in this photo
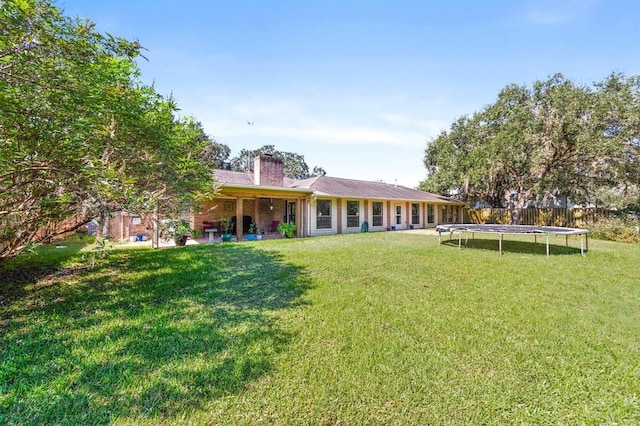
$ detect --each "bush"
[277,222,296,238]
[588,217,640,243]
[160,219,196,246]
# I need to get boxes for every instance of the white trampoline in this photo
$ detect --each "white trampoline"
[435,224,589,257]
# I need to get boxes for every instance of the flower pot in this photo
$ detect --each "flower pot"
[256,235,263,241]
[222,233,232,242]
[247,234,256,241]
[174,235,188,246]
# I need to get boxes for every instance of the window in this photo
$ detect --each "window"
[395,205,402,225]
[427,204,434,223]
[372,202,383,227]
[316,199,332,229]
[347,201,359,228]
[411,203,420,225]
[450,206,458,223]
[442,205,457,224]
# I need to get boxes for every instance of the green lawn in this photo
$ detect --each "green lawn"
[1,232,638,424]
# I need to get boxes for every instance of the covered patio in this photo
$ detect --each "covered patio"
[190,186,313,242]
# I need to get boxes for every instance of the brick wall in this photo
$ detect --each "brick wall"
[107,212,153,241]
[254,155,284,187]
[255,198,283,234]
[191,200,237,234]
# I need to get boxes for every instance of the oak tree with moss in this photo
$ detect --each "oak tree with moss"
[421,73,640,218]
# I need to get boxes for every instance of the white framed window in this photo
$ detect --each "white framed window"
[411,203,420,225]
[347,201,359,228]
[372,202,383,227]
[317,199,332,229]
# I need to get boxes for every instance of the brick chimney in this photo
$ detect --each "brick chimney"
[254,154,284,187]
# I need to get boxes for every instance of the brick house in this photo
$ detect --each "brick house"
[190,154,464,240]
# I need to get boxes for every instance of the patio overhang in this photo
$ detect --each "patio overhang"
[217,183,314,198]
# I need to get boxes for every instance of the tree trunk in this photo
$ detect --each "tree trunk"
[510,192,531,225]
[152,207,159,249]
[96,208,110,239]
[510,208,520,225]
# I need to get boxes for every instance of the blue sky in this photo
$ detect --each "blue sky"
[59,0,639,187]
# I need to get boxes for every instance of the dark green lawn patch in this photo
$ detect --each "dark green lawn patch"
[1,243,310,424]
[1,233,638,424]
[0,235,89,302]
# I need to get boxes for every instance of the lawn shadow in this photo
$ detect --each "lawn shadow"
[0,243,312,424]
[0,236,89,303]
[441,236,586,256]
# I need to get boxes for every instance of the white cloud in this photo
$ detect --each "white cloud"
[183,93,450,150]
[255,123,424,147]
[526,0,599,24]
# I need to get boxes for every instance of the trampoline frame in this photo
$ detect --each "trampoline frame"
[435,224,589,257]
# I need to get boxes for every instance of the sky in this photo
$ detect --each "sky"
[58,0,640,187]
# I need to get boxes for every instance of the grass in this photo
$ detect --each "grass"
[1,232,638,424]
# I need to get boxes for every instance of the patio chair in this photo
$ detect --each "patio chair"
[269,220,279,233]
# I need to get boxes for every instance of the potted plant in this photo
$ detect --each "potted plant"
[247,222,257,241]
[161,219,195,246]
[277,222,296,238]
[219,216,233,242]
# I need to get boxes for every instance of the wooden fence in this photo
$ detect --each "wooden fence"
[467,208,610,228]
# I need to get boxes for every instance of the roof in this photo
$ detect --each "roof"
[213,170,459,204]
[291,176,458,203]
[213,169,254,185]
[213,169,298,187]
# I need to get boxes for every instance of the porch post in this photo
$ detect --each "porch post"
[405,202,410,230]
[236,198,244,241]
[253,198,260,232]
[364,200,369,225]
[303,197,309,237]
[295,198,301,238]
[422,203,427,228]
[336,198,343,234]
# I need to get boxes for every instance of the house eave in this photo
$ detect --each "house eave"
[310,193,463,204]
[219,182,314,196]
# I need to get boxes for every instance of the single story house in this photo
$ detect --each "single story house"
[190,155,464,240]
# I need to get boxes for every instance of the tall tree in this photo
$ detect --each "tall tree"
[229,145,326,180]
[198,125,231,169]
[0,0,214,262]
[421,73,640,216]
[311,166,327,177]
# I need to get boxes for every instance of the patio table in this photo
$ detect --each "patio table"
[204,228,218,243]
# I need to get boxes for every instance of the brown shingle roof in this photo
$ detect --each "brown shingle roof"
[213,169,458,203]
[213,169,255,185]
[213,170,299,187]
[290,176,458,203]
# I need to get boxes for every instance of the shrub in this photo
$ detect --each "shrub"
[160,219,196,246]
[588,217,640,243]
[277,222,296,238]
